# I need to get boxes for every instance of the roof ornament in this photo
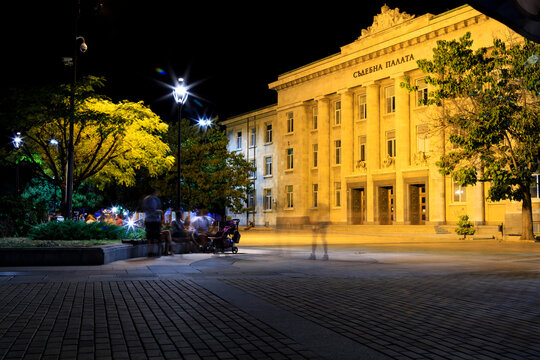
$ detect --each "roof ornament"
[360,5,415,38]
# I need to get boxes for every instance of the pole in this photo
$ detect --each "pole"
[177,103,183,217]
[65,0,80,220]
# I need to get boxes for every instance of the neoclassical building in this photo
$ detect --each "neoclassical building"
[223,4,538,231]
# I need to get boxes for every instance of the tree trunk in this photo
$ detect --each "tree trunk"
[520,185,535,240]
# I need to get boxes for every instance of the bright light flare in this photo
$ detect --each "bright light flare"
[124,214,138,234]
[197,117,213,129]
[12,132,22,149]
[173,78,188,104]
[50,139,59,146]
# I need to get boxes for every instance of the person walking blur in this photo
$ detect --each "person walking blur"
[143,189,172,256]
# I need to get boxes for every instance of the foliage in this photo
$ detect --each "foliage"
[2,76,174,215]
[153,119,255,215]
[455,215,476,239]
[404,33,540,240]
[21,178,103,212]
[28,220,127,240]
[0,196,47,237]
[0,238,120,248]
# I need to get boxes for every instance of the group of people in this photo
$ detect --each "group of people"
[82,212,124,226]
[143,189,216,256]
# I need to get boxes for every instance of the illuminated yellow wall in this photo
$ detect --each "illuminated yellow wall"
[225,5,535,229]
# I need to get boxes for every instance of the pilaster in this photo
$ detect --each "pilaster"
[316,97,331,221]
[394,75,410,224]
[366,83,380,224]
[339,89,354,223]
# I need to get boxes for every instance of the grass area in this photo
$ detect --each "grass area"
[0,238,122,248]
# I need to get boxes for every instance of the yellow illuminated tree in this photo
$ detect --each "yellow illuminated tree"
[5,76,174,215]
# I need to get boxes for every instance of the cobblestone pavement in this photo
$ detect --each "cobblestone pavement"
[1,240,539,359]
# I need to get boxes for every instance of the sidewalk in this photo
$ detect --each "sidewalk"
[1,239,539,359]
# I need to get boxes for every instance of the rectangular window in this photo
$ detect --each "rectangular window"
[358,94,367,120]
[312,106,318,130]
[453,181,467,203]
[313,144,318,168]
[263,188,272,210]
[287,112,294,133]
[264,156,272,176]
[286,148,294,170]
[248,190,255,209]
[386,130,396,157]
[249,159,256,179]
[334,101,341,125]
[335,182,342,207]
[335,140,341,165]
[286,185,294,208]
[416,78,428,106]
[250,127,256,147]
[236,131,242,149]
[531,174,540,199]
[416,124,429,153]
[385,86,396,114]
[265,123,272,143]
[359,135,367,162]
[312,184,318,208]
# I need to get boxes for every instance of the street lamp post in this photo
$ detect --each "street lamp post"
[173,78,188,217]
[12,132,22,198]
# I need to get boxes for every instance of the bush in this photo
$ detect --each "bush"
[0,195,47,237]
[28,220,126,240]
[455,215,475,239]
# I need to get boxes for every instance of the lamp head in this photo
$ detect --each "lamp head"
[12,132,22,149]
[173,78,188,104]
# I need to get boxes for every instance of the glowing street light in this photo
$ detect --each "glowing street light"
[197,117,213,129]
[12,132,22,197]
[173,78,188,105]
[12,132,22,149]
[173,77,189,216]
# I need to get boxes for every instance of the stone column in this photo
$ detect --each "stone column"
[394,75,410,224]
[316,97,331,222]
[366,83,380,224]
[469,183,485,225]
[339,89,354,224]
[429,129,446,224]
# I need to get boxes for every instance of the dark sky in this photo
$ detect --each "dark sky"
[2,0,469,123]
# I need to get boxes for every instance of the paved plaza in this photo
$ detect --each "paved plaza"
[1,231,539,359]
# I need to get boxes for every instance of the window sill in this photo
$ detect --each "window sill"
[284,207,294,211]
[285,169,294,173]
[264,142,273,146]
[263,209,273,213]
[285,132,295,136]
[263,175,273,179]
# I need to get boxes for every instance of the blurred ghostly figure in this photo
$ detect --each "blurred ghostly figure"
[310,202,329,260]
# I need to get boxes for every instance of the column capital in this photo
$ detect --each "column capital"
[391,73,407,81]
[337,88,354,95]
[363,80,380,87]
[314,95,330,103]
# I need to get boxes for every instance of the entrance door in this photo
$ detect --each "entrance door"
[378,186,394,225]
[410,184,427,225]
[351,188,365,224]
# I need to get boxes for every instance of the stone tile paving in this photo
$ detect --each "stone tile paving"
[225,272,540,360]
[0,280,320,360]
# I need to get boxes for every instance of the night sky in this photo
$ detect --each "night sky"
[1,0,470,124]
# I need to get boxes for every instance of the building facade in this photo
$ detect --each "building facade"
[224,5,539,231]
